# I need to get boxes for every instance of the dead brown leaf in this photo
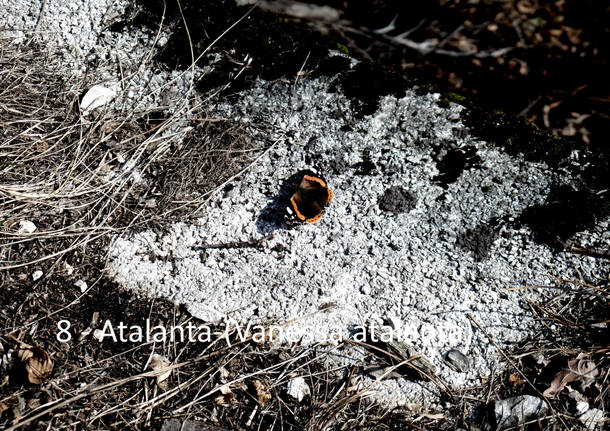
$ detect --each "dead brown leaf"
[543,353,599,398]
[564,26,582,45]
[148,353,172,386]
[0,395,25,423]
[516,1,537,15]
[17,344,53,385]
[252,379,271,407]
[509,373,525,389]
[215,385,235,406]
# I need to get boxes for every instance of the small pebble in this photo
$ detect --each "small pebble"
[74,279,88,293]
[18,220,37,234]
[445,349,470,372]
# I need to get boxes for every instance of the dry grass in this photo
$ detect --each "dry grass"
[0,34,266,271]
[0,289,443,430]
[459,278,610,429]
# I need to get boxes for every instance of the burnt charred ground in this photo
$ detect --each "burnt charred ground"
[118,0,608,249]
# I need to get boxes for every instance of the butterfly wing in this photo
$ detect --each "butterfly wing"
[287,172,333,224]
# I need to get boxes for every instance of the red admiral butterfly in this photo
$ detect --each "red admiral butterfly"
[286,170,334,224]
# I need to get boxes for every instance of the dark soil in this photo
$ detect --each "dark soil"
[377,186,417,214]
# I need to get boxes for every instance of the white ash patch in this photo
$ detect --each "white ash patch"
[107,76,608,406]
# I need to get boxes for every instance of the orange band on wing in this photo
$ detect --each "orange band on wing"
[306,213,323,224]
[290,195,308,221]
[290,195,324,223]
[303,175,327,187]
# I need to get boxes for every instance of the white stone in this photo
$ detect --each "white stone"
[81,84,116,114]
[74,279,88,293]
[286,377,310,402]
[17,220,37,234]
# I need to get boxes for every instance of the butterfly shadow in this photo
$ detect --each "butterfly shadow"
[255,170,311,234]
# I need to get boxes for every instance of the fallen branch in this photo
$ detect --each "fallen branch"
[559,240,610,260]
[193,233,274,250]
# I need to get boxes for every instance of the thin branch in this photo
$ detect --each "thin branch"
[193,233,274,250]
